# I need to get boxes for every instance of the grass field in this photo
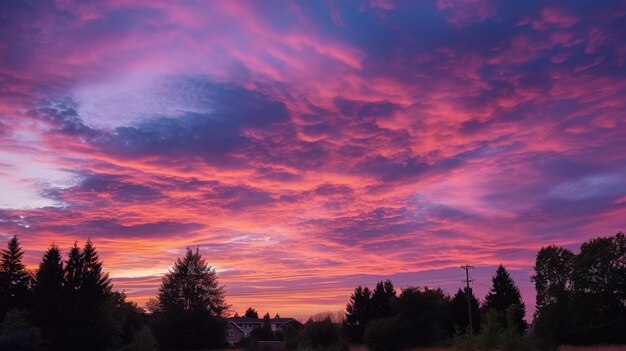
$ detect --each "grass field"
[348,345,626,351]
[558,346,626,351]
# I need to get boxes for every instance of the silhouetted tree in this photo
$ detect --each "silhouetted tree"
[531,245,575,347]
[64,242,83,294]
[131,326,158,351]
[153,247,229,349]
[62,240,119,351]
[569,232,626,344]
[532,232,626,346]
[300,316,341,349]
[450,287,481,334]
[371,279,396,320]
[252,312,274,341]
[32,244,65,349]
[244,307,259,318]
[81,239,111,302]
[483,265,526,332]
[157,247,227,315]
[0,235,30,317]
[274,313,280,318]
[363,317,404,351]
[393,286,451,346]
[344,285,372,343]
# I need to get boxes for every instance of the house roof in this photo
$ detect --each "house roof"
[228,321,246,333]
[229,317,298,324]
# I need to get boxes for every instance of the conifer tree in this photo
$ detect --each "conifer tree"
[81,239,111,301]
[371,279,396,319]
[344,285,372,343]
[157,247,228,316]
[483,265,526,332]
[0,235,30,315]
[33,244,65,347]
[450,287,481,333]
[34,245,64,298]
[245,307,259,318]
[64,242,83,294]
[153,247,229,349]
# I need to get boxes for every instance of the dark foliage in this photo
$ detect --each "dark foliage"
[299,316,343,350]
[370,279,396,320]
[0,308,41,351]
[0,236,31,318]
[532,232,626,347]
[450,287,481,334]
[152,247,229,349]
[251,312,275,341]
[245,307,259,318]
[483,264,526,332]
[0,237,146,351]
[393,286,451,347]
[363,317,405,351]
[32,245,65,349]
[344,285,372,343]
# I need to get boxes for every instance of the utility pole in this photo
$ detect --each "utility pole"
[461,264,474,334]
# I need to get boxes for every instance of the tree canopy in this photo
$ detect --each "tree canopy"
[450,287,481,334]
[532,232,626,346]
[157,247,228,316]
[344,285,372,343]
[244,307,259,318]
[483,264,526,332]
[0,235,30,316]
[153,247,229,349]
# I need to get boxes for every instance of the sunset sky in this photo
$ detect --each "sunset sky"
[1,0,626,320]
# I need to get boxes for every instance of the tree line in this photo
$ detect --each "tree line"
[0,237,228,351]
[344,265,527,351]
[342,231,626,351]
[0,231,623,350]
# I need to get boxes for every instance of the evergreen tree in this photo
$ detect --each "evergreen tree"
[370,279,396,319]
[251,312,274,340]
[244,307,259,318]
[153,247,229,349]
[450,287,481,333]
[62,240,117,351]
[394,287,452,346]
[483,265,526,332]
[0,235,30,317]
[32,244,65,349]
[64,242,83,294]
[157,247,228,315]
[344,285,372,343]
[81,239,111,301]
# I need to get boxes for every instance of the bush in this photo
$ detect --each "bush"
[132,326,158,351]
[363,317,405,351]
[300,317,340,349]
[452,326,475,351]
[0,309,41,351]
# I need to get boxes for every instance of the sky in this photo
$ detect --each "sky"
[1,0,626,320]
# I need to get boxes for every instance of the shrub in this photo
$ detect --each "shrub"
[363,317,405,351]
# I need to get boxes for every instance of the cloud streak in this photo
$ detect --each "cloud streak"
[1,0,625,320]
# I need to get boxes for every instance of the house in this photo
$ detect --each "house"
[227,316,302,345]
